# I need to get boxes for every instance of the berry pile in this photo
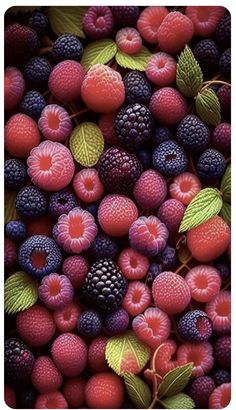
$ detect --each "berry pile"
[4,5,231,409]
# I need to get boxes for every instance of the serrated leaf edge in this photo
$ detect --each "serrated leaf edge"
[124,373,152,409]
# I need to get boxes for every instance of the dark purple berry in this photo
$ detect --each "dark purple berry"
[189,376,215,408]
[104,308,129,335]
[178,310,213,342]
[77,309,102,338]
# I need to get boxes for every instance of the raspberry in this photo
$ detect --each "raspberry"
[35,391,68,409]
[118,247,149,280]
[31,356,62,393]
[189,376,215,408]
[53,302,81,333]
[77,309,103,338]
[116,28,142,54]
[178,310,213,342]
[89,233,119,260]
[39,273,73,310]
[152,140,189,177]
[216,13,231,49]
[177,342,214,378]
[212,122,231,152]
[5,113,40,158]
[209,383,231,409]
[177,114,210,152]
[4,237,17,269]
[122,281,151,316]
[20,91,46,121]
[16,305,56,347]
[213,369,231,386]
[123,71,152,106]
[146,52,177,86]
[5,220,26,243]
[98,112,117,145]
[52,34,83,62]
[194,39,219,77]
[88,336,109,372]
[26,215,54,237]
[219,48,231,78]
[85,372,124,409]
[157,12,194,53]
[186,6,226,37]
[150,87,187,125]
[5,67,25,111]
[5,23,40,65]
[16,185,47,219]
[152,126,173,146]
[104,308,129,335]
[63,377,86,408]
[38,104,72,142]
[187,216,230,262]
[5,338,35,387]
[27,11,48,36]
[132,307,171,349]
[157,199,185,233]
[4,385,16,408]
[62,255,89,289]
[156,246,177,270]
[206,291,231,334]
[129,215,169,257]
[214,336,231,368]
[49,190,78,218]
[4,158,28,191]
[185,265,221,303]
[83,6,114,39]
[152,271,191,314]
[51,333,87,377]
[73,168,104,203]
[169,172,202,205]
[27,140,75,191]
[81,64,125,113]
[23,57,52,90]
[153,340,179,377]
[133,170,167,209]
[112,6,140,27]
[217,85,231,120]
[48,60,85,103]
[98,194,138,237]
[137,7,168,44]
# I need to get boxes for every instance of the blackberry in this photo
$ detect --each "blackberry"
[112,6,140,26]
[216,14,231,50]
[5,338,34,387]
[176,115,210,153]
[52,34,84,63]
[212,369,231,386]
[156,246,176,270]
[137,149,152,170]
[23,57,52,90]
[4,159,28,190]
[146,263,162,286]
[19,387,37,409]
[83,258,128,313]
[18,235,62,279]
[212,122,231,152]
[217,85,231,121]
[49,190,78,218]
[197,148,226,182]
[193,39,219,76]
[5,23,40,65]
[104,308,129,335]
[152,140,188,177]
[20,90,46,121]
[123,71,152,106]
[27,11,48,36]
[115,103,154,151]
[97,147,143,195]
[85,202,99,218]
[16,185,48,218]
[5,220,26,242]
[152,126,173,146]
[214,336,231,368]
[77,309,102,338]
[89,233,119,260]
[178,310,212,342]
[214,262,230,281]
[219,48,231,79]
[188,376,215,408]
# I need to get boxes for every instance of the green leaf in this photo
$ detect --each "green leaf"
[5,190,19,224]
[176,45,203,97]
[69,122,104,167]
[161,393,195,409]
[195,88,221,126]
[220,164,231,203]
[5,272,39,315]
[158,363,193,398]
[105,330,151,376]
[115,46,151,71]
[124,374,152,409]
[179,188,223,233]
[48,6,88,38]
[8,6,40,14]
[220,201,231,226]
[81,39,117,70]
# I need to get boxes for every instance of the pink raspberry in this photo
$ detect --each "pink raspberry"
[51,333,87,377]
[177,342,214,378]
[157,199,185,233]
[137,6,168,43]
[48,60,85,103]
[146,52,177,86]
[98,112,117,145]
[186,6,226,37]
[88,336,109,372]
[38,273,74,310]
[85,372,124,409]
[62,255,89,289]
[129,215,169,257]
[133,170,167,209]
[212,123,231,152]
[122,281,151,316]
[116,28,142,54]
[118,247,149,280]
[38,104,72,142]
[149,87,188,125]
[35,391,68,409]
[53,302,81,333]
[63,377,86,408]
[31,356,62,393]
[73,168,104,203]
[206,291,231,334]
[132,307,171,349]
[185,265,221,303]
[153,339,180,377]
[169,172,202,205]
[4,237,17,269]
[5,66,25,110]
[209,383,231,409]
[27,140,75,191]
[16,305,56,346]
[152,271,191,314]
[83,6,114,39]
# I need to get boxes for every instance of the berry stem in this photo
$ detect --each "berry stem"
[39,46,52,56]
[201,80,231,93]
[69,108,90,118]
[189,155,197,175]
[41,35,53,46]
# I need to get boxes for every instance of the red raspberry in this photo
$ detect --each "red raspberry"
[5,67,25,111]
[185,265,221,303]
[88,336,109,372]
[62,255,89,289]
[31,356,62,393]
[186,6,226,37]
[133,169,167,209]
[206,291,231,334]
[63,377,86,408]
[85,372,124,409]
[214,336,231,368]
[73,168,104,203]
[152,271,191,314]
[51,333,87,377]
[209,383,231,409]
[177,342,214,378]
[116,28,142,54]
[157,12,194,53]
[153,340,180,377]
[35,391,68,409]
[5,23,40,65]
[118,247,149,280]
[27,215,54,237]
[149,87,187,125]
[4,237,17,269]
[4,385,16,408]
[122,281,151,316]
[137,7,168,44]
[212,123,231,152]
[83,6,114,39]
[169,172,201,205]
[16,305,56,347]
[53,302,81,333]
[98,112,117,145]
[146,52,177,86]
[157,199,185,233]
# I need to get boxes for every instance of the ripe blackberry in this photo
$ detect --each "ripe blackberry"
[23,57,52,90]
[5,220,26,242]
[152,126,173,146]
[178,310,213,342]
[176,115,210,152]
[123,71,152,106]
[49,190,78,218]
[97,147,142,195]
[115,103,154,151]
[213,369,231,386]
[156,246,176,270]
[137,149,152,170]
[214,336,231,368]
[52,34,84,63]
[5,338,34,387]
[104,308,129,335]
[216,14,231,49]
[27,11,48,36]
[77,309,102,338]
[16,185,48,218]
[112,6,140,26]
[197,148,226,182]
[5,23,40,65]
[19,387,37,409]
[217,85,231,121]
[189,376,215,408]
[18,235,62,279]
[152,140,188,177]
[193,39,219,77]
[83,258,128,313]
[219,48,231,78]
[20,91,46,121]
[214,262,230,281]
[89,233,119,260]
[4,159,28,190]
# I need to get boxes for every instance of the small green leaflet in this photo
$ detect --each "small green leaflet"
[124,374,152,409]
[158,363,193,398]
[176,45,203,97]
[220,202,231,226]
[160,393,195,409]
[179,188,223,233]
[48,6,88,38]
[115,46,151,71]
[81,39,117,71]
[5,272,39,314]
[220,164,231,203]
[195,88,221,126]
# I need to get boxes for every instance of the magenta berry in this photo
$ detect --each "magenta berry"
[38,104,72,142]
[133,170,167,210]
[157,198,185,232]
[116,28,142,54]
[5,67,25,111]
[146,52,177,86]
[39,273,73,310]
[83,6,114,39]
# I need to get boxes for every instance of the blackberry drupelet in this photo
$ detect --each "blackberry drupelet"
[77,309,102,338]
[5,220,26,242]
[188,376,215,409]
[89,233,119,260]
[19,387,37,409]
[197,148,226,182]
[4,159,28,190]
[156,246,177,270]
[49,190,78,218]
[214,336,231,368]
[20,90,46,121]
[176,115,210,152]
[16,185,48,218]
[52,34,84,62]
[97,147,143,195]
[23,57,52,89]
[193,39,219,76]
[137,149,152,170]
[115,103,154,151]
[152,126,173,146]
[152,140,188,177]
[104,308,129,335]
[178,310,212,342]
[27,11,48,36]
[112,6,140,26]
[5,338,34,387]
[213,369,231,386]
[83,258,128,313]
[216,13,231,50]
[123,71,152,106]
[219,48,231,79]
